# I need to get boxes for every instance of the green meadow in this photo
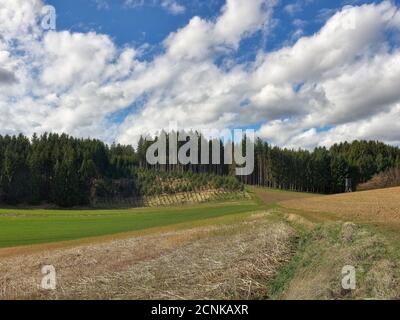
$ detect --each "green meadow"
[0,201,260,248]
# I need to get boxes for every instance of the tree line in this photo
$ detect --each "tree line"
[0,133,139,206]
[243,139,400,193]
[136,134,400,194]
[0,132,399,207]
[0,133,241,206]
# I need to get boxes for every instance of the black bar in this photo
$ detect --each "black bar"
[0,300,398,319]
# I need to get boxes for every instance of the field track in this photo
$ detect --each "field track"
[250,186,316,205]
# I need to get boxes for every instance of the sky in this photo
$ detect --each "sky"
[0,0,399,149]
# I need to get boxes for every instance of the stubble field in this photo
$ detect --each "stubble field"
[1,187,400,300]
[281,187,400,225]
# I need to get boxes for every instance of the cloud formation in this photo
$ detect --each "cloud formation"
[0,68,17,84]
[0,0,399,149]
[124,0,186,15]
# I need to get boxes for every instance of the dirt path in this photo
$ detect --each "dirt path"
[250,186,317,205]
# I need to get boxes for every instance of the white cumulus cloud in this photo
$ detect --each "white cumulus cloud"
[0,0,399,150]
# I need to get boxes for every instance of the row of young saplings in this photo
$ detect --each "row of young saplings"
[92,188,250,208]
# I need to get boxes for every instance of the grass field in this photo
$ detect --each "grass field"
[0,201,260,248]
[1,187,400,300]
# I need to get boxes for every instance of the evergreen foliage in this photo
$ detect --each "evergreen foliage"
[0,132,398,207]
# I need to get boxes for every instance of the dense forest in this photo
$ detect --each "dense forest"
[0,133,399,207]
[244,138,400,193]
[0,133,242,207]
[136,133,400,193]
